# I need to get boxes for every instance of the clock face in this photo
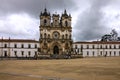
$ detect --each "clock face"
[53,31,59,39]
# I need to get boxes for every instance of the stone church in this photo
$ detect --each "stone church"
[39,8,73,55]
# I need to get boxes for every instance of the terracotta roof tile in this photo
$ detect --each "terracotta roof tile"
[0,39,39,43]
[74,41,120,44]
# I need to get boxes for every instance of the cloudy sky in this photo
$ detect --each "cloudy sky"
[0,0,120,42]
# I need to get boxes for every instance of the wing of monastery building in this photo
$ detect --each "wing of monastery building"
[0,38,39,58]
[73,41,120,57]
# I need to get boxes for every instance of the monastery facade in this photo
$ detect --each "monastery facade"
[0,9,120,58]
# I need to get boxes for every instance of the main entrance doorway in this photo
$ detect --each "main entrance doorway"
[53,46,59,54]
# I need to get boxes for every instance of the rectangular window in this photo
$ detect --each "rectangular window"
[93,51,94,56]
[34,51,37,57]
[92,45,95,49]
[100,51,102,56]
[14,51,17,56]
[75,45,77,49]
[109,45,111,49]
[28,44,31,48]
[80,45,83,48]
[114,45,116,49]
[21,44,24,48]
[77,49,79,53]
[106,51,107,56]
[119,51,120,56]
[4,51,7,57]
[4,44,7,48]
[21,51,24,56]
[35,44,37,48]
[105,45,107,49]
[35,51,37,55]
[100,45,102,49]
[114,51,116,56]
[87,51,89,56]
[87,45,89,49]
[14,44,17,48]
[28,51,31,56]
[110,51,111,56]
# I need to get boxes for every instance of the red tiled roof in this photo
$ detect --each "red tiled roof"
[0,39,39,43]
[74,41,120,44]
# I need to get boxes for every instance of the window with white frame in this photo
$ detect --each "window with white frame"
[4,44,7,48]
[87,51,89,56]
[87,45,89,49]
[14,44,17,48]
[35,44,37,48]
[114,51,116,56]
[93,51,94,56]
[28,44,31,48]
[21,51,24,56]
[14,51,17,57]
[21,44,24,48]
[28,51,31,56]
[100,51,102,56]
[110,51,111,56]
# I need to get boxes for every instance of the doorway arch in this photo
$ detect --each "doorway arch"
[53,46,59,54]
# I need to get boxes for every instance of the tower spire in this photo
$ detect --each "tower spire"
[64,9,67,14]
[44,8,47,12]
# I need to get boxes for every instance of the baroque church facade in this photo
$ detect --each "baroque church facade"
[39,8,73,55]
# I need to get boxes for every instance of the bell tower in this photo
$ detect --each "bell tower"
[40,8,51,26]
[60,9,72,53]
[39,8,51,54]
[61,9,71,27]
[52,13,59,27]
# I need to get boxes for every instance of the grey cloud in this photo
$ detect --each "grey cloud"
[0,0,76,40]
[0,0,120,41]
[73,0,112,41]
[0,0,76,17]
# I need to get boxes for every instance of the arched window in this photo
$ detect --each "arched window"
[44,19,47,26]
[44,33,46,38]
[65,43,69,49]
[55,20,57,26]
[69,35,71,39]
[62,35,64,39]
[48,34,50,39]
[65,21,68,27]
[66,34,68,39]
[41,34,42,39]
